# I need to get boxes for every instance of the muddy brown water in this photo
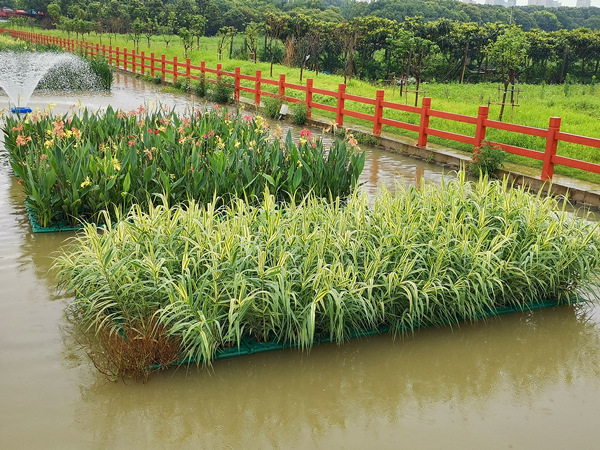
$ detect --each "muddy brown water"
[2,74,600,449]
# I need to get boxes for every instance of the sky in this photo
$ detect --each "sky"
[471,0,600,7]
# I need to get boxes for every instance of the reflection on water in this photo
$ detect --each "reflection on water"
[68,304,600,448]
[2,73,600,448]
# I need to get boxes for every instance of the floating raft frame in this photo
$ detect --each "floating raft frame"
[155,297,581,370]
[26,204,81,233]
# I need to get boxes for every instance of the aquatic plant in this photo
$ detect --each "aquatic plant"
[54,174,600,378]
[3,106,364,228]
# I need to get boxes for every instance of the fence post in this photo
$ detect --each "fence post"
[150,53,155,77]
[306,78,313,120]
[96,43,99,58]
[418,97,432,147]
[542,117,561,180]
[217,63,222,82]
[234,67,241,102]
[108,45,112,65]
[474,105,489,150]
[116,47,120,68]
[186,58,191,84]
[161,54,166,81]
[173,56,178,83]
[336,84,346,126]
[140,51,145,75]
[131,49,136,73]
[255,70,261,107]
[373,89,385,136]
[279,74,286,98]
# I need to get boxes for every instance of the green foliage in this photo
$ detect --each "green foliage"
[172,77,190,92]
[207,80,233,103]
[564,73,573,97]
[3,106,364,228]
[191,79,206,97]
[290,101,308,125]
[471,142,507,177]
[55,174,600,374]
[89,56,113,90]
[263,96,283,119]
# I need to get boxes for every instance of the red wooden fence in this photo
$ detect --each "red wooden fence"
[4,28,600,182]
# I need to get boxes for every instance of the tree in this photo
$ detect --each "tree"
[47,2,61,26]
[264,12,287,76]
[408,36,438,106]
[129,17,144,51]
[245,21,260,62]
[452,22,479,83]
[144,18,159,48]
[178,27,194,59]
[485,26,529,121]
[58,16,75,38]
[190,14,207,50]
[159,11,177,48]
[532,10,560,32]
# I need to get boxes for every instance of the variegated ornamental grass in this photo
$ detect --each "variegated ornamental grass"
[3,105,364,228]
[55,174,600,374]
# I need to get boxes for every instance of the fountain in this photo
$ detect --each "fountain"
[0,51,104,113]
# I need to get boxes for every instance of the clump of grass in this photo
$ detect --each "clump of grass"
[55,173,600,378]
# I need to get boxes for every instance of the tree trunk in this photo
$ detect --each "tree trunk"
[498,79,509,122]
[460,42,469,84]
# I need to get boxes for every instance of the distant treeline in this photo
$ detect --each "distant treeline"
[5,0,600,83]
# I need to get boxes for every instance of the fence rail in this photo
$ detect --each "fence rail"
[4,28,600,182]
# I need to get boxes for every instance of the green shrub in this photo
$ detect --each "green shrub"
[263,96,282,119]
[192,78,206,97]
[207,80,234,103]
[471,142,506,177]
[89,56,113,89]
[172,78,190,92]
[290,101,308,125]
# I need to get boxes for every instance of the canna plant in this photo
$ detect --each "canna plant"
[55,174,600,379]
[2,105,365,228]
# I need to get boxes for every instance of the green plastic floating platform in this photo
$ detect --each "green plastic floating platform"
[155,297,582,370]
[26,204,82,233]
